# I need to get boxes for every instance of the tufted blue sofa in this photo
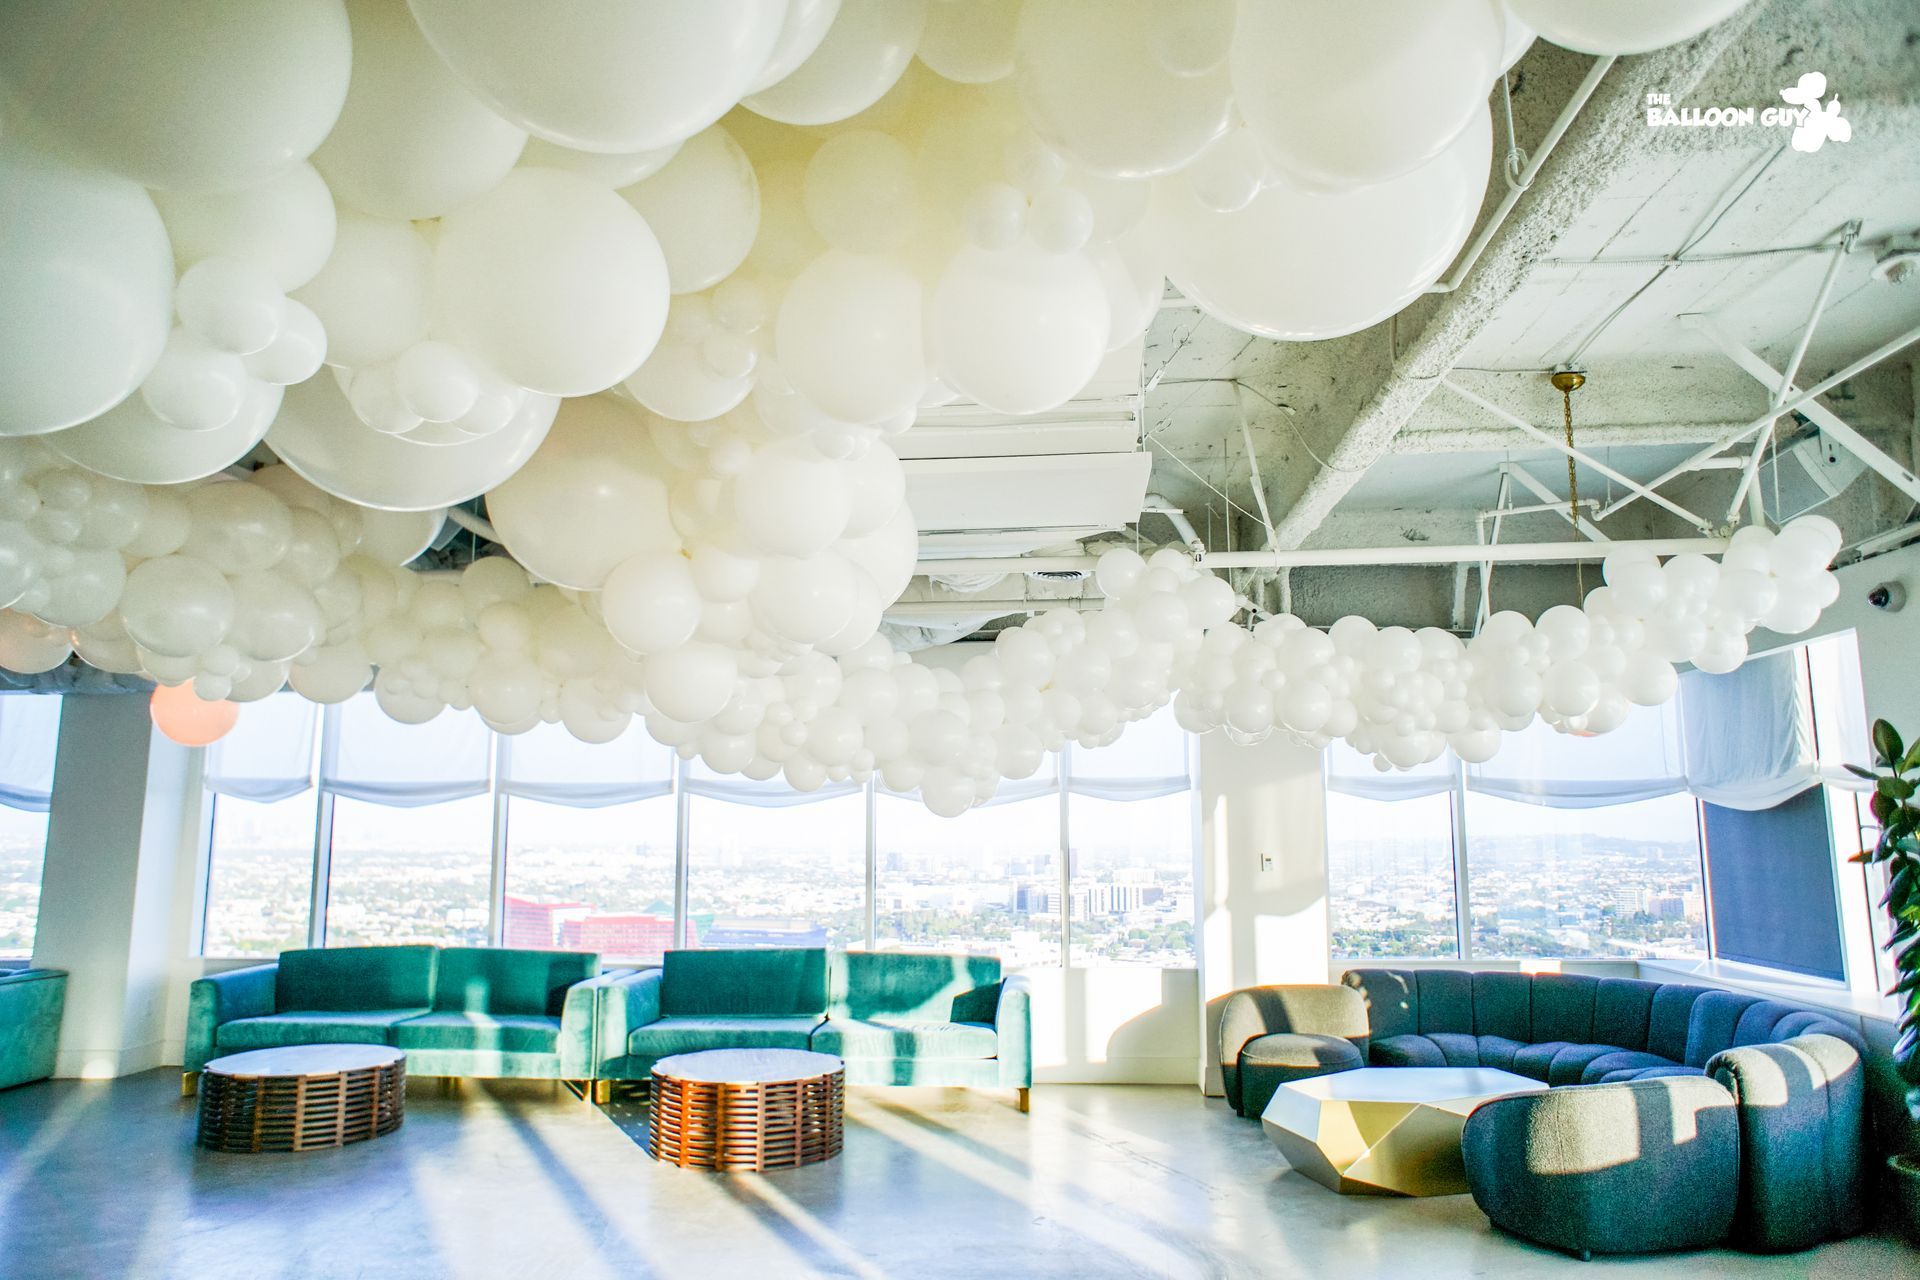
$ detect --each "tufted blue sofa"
[1340,968,1867,1085]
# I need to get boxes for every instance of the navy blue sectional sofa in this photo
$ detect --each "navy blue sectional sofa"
[1341,967,1866,1084]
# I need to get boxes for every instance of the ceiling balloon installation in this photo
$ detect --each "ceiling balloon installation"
[0,0,1803,810]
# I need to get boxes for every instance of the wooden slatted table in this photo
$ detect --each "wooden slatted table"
[197,1044,406,1154]
[649,1049,845,1172]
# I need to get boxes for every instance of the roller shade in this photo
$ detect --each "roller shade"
[500,719,672,808]
[319,694,491,807]
[1468,701,1687,809]
[204,693,317,803]
[0,694,60,813]
[1679,651,1817,812]
[1066,706,1191,801]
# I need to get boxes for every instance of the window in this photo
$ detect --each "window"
[686,775,866,950]
[876,791,1059,967]
[1465,791,1706,960]
[502,797,677,956]
[1325,789,1459,958]
[200,687,1203,971]
[201,791,315,957]
[1325,700,1707,962]
[0,695,60,959]
[324,793,493,947]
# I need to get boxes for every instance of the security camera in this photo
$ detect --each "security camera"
[1868,582,1906,612]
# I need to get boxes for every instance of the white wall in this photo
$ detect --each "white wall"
[1195,731,1330,1094]
[1754,540,1920,730]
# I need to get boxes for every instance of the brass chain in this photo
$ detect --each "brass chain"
[1555,372,1586,599]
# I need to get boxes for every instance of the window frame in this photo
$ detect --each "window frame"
[197,696,1203,971]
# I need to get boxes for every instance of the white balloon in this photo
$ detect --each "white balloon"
[1014,0,1232,178]
[435,168,671,396]
[917,0,1018,83]
[751,553,858,645]
[311,0,527,220]
[645,641,739,723]
[484,394,681,588]
[603,552,703,655]
[0,611,73,674]
[139,329,250,432]
[621,125,761,294]
[1233,0,1502,190]
[841,443,906,537]
[269,374,556,511]
[776,251,926,426]
[356,508,444,567]
[1505,0,1754,56]
[928,243,1108,414]
[836,503,918,605]
[746,0,927,126]
[243,302,329,387]
[1152,106,1490,340]
[733,439,853,558]
[1090,234,1164,352]
[0,140,174,436]
[48,380,281,486]
[152,162,337,292]
[292,214,433,369]
[289,641,371,703]
[0,0,351,193]
[120,555,235,657]
[519,137,683,188]
[803,130,921,254]
[407,0,786,153]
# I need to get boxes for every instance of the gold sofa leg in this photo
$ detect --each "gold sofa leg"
[181,1072,199,1097]
[593,1080,612,1105]
[1017,1087,1030,1114]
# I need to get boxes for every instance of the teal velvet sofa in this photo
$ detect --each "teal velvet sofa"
[0,968,67,1090]
[184,945,619,1091]
[594,948,1033,1110]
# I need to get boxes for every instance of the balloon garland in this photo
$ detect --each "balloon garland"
[0,0,1806,814]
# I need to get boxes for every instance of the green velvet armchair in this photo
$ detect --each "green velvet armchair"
[0,967,67,1090]
[184,945,618,1093]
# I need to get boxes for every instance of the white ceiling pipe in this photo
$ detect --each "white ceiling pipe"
[1141,492,1206,556]
[1425,56,1617,295]
[911,537,1729,578]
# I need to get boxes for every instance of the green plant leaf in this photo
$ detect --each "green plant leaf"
[1873,791,1897,825]
[1905,741,1920,773]
[1846,762,1880,780]
[1875,719,1906,768]
[1879,777,1918,801]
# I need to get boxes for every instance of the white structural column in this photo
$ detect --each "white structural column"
[1196,731,1330,1096]
[32,695,201,1078]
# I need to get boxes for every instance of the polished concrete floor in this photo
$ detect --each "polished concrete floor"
[0,1071,1907,1279]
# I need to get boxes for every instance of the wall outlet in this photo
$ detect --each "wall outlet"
[1259,852,1275,872]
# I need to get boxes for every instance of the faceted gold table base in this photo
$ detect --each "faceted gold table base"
[1261,1066,1547,1196]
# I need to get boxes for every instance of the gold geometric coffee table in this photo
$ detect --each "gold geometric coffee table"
[1261,1066,1546,1196]
[649,1048,845,1172]
[197,1044,406,1153]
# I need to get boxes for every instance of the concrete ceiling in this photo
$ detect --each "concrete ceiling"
[1138,0,1920,611]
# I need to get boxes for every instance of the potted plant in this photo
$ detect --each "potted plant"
[1851,718,1920,1241]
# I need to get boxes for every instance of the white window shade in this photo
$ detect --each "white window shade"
[204,692,316,803]
[0,694,60,812]
[1808,633,1871,792]
[878,751,1060,808]
[1067,705,1190,800]
[686,758,861,807]
[1680,650,1817,811]
[1468,701,1687,809]
[500,719,673,807]
[319,694,491,807]
[1325,739,1454,802]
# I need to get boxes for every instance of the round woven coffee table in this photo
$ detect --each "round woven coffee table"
[649,1048,845,1171]
[197,1044,406,1153]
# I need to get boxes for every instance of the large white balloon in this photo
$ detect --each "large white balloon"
[0,141,174,436]
[434,168,671,396]
[119,555,235,657]
[47,381,282,486]
[917,0,1019,83]
[733,439,853,557]
[1233,0,1503,191]
[745,0,928,126]
[1152,107,1491,340]
[406,0,786,152]
[311,0,527,220]
[751,0,846,91]
[1505,0,1754,56]
[485,394,682,589]
[269,374,557,511]
[0,0,351,193]
[602,551,703,654]
[928,244,1109,414]
[620,125,761,294]
[519,137,683,189]
[1014,0,1232,178]
[152,162,337,292]
[775,251,926,426]
[837,504,918,605]
[292,214,433,370]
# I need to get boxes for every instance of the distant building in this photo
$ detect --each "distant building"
[502,896,589,948]
[700,917,827,948]
[560,912,682,956]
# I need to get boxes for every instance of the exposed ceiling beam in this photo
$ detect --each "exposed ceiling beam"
[1389,420,1754,453]
[1260,5,1768,551]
